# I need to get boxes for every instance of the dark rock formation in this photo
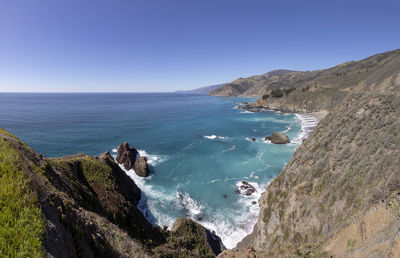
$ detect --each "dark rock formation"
[251,137,256,142]
[265,132,290,144]
[116,142,138,171]
[238,181,257,196]
[116,142,150,177]
[134,156,150,177]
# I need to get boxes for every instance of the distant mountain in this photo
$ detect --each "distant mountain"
[175,83,225,94]
[209,69,297,97]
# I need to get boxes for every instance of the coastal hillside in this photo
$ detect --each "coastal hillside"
[218,50,400,257]
[210,69,296,97]
[210,49,400,113]
[175,83,225,94]
[0,129,225,257]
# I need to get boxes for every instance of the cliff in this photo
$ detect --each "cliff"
[218,50,400,257]
[210,50,400,113]
[0,129,225,257]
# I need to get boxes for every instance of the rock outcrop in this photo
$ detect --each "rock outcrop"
[265,132,290,144]
[237,181,257,196]
[134,156,150,177]
[116,142,138,170]
[116,142,150,177]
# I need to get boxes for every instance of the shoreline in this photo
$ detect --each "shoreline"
[308,110,328,122]
[230,104,326,249]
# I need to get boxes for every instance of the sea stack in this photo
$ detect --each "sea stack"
[116,142,138,170]
[134,156,150,177]
[116,142,150,177]
[265,132,290,144]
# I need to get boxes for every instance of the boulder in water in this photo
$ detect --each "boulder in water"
[265,132,290,144]
[134,156,150,177]
[238,181,257,196]
[116,142,138,170]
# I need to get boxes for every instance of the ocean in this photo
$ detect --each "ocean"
[0,92,313,248]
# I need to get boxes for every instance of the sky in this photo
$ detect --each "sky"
[0,0,399,92]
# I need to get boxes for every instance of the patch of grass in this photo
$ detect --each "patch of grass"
[81,157,114,187]
[347,239,357,249]
[0,139,45,257]
[0,128,15,138]
[263,207,272,223]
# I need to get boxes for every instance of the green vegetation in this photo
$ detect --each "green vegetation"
[0,138,45,257]
[270,89,284,98]
[282,87,296,95]
[347,239,357,249]
[153,218,216,257]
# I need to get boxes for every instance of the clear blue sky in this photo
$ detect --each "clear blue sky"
[0,0,399,92]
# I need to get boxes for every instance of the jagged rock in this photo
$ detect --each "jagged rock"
[239,181,257,196]
[265,132,290,144]
[251,137,256,141]
[99,150,113,160]
[116,142,138,170]
[134,156,150,177]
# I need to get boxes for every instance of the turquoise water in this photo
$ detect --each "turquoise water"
[0,93,302,248]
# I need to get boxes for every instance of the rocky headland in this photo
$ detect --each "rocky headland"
[0,129,225,257]
[214,49,400,257]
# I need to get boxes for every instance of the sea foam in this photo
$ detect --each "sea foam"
[203,135,226,140]
[292,113,319,144]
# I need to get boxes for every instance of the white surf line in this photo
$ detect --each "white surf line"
[293,113,320,144]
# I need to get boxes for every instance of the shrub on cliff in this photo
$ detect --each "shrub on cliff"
[270,89,284,98]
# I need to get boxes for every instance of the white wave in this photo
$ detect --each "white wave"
[117,162,176,228]
[203,135,226,140]
[200,180,266,249]
[245,137,258,142]
[292,113,319,145]
[223,177,249,182]
[176,191,203,216]
[222,145,236,153]
[239,110,255,114]
[137,149,167,166]
[208,179,222,184]
[182,141,195,151]
[112,148,117,153]
[263,139,272,144]
[283,124,292,133]
[249,171,259,179]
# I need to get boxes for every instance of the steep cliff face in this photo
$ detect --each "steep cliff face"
[218,49,400,257]
[0,129,225,257]
[248,92,400,257]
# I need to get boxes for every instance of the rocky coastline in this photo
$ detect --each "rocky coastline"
[0,129,226,257]
[214,49,400,257]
